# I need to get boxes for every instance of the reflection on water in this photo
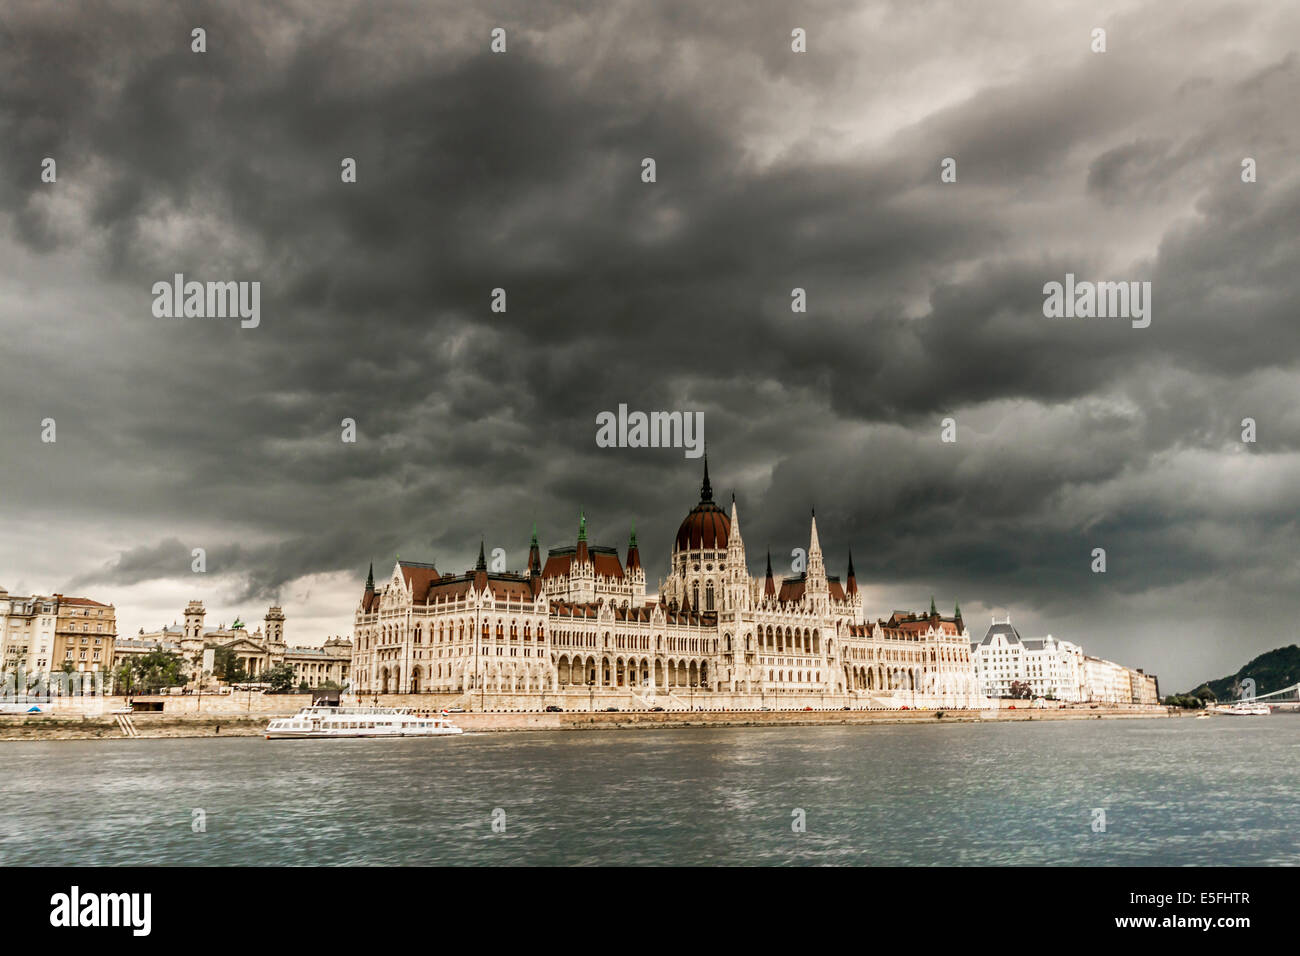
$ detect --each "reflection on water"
[1,719,1296,866]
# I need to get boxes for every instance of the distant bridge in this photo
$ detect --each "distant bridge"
[1234,681,1300,708]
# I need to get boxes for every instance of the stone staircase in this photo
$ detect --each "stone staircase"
[115,714,140,737]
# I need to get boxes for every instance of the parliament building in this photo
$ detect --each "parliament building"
[351,461,981,707]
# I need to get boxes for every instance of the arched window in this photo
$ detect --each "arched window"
[692,583,700,609]
[705,582,715,611]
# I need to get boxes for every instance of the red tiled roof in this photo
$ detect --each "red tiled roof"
[486,578,537,603]
[57,596,110,607]
[777,578,806,603]
[541,547,625,580]
[399,562,441,602]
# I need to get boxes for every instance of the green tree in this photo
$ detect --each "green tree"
[113,660,136,695]
[214,647,249,685]
[133,649,186,693]
[265,663,297,694]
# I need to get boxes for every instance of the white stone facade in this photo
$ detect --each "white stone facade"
[1,590,65,680]
[971,618,1086,701]
[351,462,983,707]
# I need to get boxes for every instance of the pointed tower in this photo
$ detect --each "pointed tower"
[954,600,963,632]
[724,494,750,613]
[365,562,374,591]
[571,509,595,602]
[626,522,646,604]
[929,595,938,620]
[805,509,828,611]
[764,550,776,601]
[473,539,489,594]
[576,510,589,565]
[843,549,863,622]
[528,523,542,577]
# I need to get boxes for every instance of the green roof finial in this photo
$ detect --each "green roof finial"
[578,508,587,542]
[629,520,638,549]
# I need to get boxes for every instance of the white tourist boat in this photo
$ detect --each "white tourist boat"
[1213,703,1270,716]
[265,706,464,739]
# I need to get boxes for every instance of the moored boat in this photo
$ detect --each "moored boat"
[1213,703,1270,716]
[266,705,464,739]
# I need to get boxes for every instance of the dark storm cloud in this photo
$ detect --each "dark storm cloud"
[2,0,1299,690]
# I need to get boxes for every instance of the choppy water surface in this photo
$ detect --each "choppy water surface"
[1,718,1296,865]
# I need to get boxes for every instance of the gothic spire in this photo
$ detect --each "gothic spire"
[700,453,713,502]
[576,508,589,565]
[627,522,641,571]
[365,561,374,591]
[528,523,541,576]
[476,539,487,572]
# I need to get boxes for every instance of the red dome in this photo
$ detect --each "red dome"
[674,457,730,551]
[676,500,730,551]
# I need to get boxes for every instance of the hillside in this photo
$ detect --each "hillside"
[1187,645,1300,699]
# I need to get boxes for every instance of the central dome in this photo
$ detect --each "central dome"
[675,458,730,551]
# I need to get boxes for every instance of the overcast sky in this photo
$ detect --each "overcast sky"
[1,0,1297,692]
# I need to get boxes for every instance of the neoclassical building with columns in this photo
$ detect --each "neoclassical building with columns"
[350,461,981,706]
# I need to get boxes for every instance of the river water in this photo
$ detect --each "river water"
[1,718,1295,866]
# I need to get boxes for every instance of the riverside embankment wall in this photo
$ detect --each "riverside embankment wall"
[0,704,1173,740]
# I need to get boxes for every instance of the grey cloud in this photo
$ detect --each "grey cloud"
[2,0,1299,692]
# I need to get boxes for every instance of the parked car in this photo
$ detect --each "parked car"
[841,706,851,711]
[803,706,813,711]
[604,706,620,712]
[544,705,563,712]
[649,706,665,712]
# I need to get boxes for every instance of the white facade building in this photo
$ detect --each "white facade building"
[971,617,1085,701]
[1083,655,1135,704]
[351,460,983,707]
[0,589,59,682]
